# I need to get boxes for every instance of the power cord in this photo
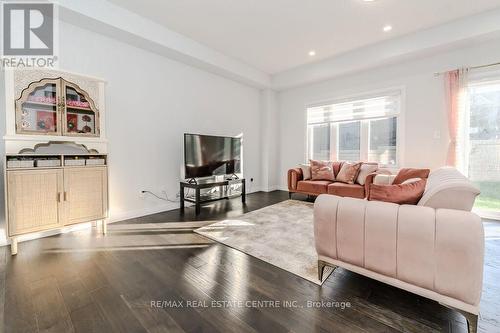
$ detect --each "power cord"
[141,190,180,203]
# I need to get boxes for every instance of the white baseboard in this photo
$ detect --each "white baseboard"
[0,203,187,247]
[0,188,272,247]
[108,203,179,223]
[259,185,281,192]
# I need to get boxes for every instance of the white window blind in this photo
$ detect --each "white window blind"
[307,92,401,124]
[306,90,401,167]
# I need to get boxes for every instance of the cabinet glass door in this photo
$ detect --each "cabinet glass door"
[64,82,98,136]
[16,80,60,135]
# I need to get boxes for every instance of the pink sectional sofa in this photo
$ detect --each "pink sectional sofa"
[314,167,483,333]
[288,161,387,199]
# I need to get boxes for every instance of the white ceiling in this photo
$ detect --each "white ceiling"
[108,0,500,74]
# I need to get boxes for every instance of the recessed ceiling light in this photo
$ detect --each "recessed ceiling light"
[308,50,316,56]
[383,25,393,32]
[363,0,375,2]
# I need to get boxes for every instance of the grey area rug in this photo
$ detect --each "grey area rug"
[195,200,334,285]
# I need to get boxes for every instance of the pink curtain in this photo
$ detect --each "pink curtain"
[444,70,460,166]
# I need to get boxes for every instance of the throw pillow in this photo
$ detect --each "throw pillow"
[401,177,422,184]
[335,162,362,184]
[356,163,379,185]
[368,179,427,205]
[332,161,344,178]
[373,174,397,185]
[299,164,312,180]
[309,160,335,181]
[393,168,430,184]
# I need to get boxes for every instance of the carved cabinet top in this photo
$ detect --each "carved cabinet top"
[13,69,102,109]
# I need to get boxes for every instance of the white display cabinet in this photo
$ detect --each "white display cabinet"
[3,69,109,255]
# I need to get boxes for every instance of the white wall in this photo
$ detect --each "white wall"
[57,22,263,221]
[277,37,500,189]
[0,73,5,243]
[259,89,280,191]
[0,20,264,244]
[4,15,500,245]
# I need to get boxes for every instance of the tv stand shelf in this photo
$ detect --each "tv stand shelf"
[180,178,246,215]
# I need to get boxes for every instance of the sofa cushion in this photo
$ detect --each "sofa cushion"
[397,205,436,290]
[297,180,331,194]
[336,197,367,266]
[368,179,427,205]
[299,164,311,180]
[336,162,362,184]
[328,182,365,198]
[393,168,430,184]
[364,200,399,277]
[310,160,335,181]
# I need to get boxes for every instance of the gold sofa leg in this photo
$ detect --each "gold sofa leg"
[318,260,337,282]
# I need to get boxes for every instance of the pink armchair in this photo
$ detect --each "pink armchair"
[314,167,483,333]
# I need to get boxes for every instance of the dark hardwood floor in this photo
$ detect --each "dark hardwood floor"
[0,191,498,333]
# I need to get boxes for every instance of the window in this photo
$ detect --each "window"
[338,121,360,161]
[307,123,330,160]
[466,80,500,213]
[306,91,401,166]
[369,117,397,165]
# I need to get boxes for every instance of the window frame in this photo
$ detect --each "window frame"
[464,76,500,219]
[463,77,500,175]
[304,87,405,169]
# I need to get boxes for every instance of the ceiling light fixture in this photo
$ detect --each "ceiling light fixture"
[383,25,393,32]
[308,50,316,56]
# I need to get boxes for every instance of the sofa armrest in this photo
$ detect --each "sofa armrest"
[287,168,303,191]
[418,167,480,211]
[364,169,393,195]
[314,194,484,307]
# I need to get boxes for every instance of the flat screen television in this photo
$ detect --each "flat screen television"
[184,133,242,179]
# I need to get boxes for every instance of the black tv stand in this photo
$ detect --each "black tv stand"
[186,178,198,185]
[180,178,246,215]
